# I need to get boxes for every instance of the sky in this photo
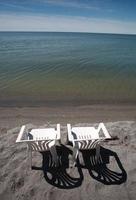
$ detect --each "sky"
[0,0,136,34]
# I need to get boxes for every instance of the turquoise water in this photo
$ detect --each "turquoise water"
[0,32,136,106]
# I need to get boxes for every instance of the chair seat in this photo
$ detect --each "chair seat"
[30,128,57,140]
[16,124,60,168]
[72,127,99,140]
[67,123,111,166]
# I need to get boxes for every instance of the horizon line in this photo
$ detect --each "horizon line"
[0,30,136,36]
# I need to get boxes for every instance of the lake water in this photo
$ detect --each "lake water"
[0,32,136,106]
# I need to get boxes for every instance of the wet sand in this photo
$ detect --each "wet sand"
[0,104,136,128]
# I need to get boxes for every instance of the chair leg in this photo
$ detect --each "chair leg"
[70,140,80,167]
[70,147,79,167]
[50,146,58,166]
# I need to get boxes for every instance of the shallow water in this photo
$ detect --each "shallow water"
[0,32,136,106]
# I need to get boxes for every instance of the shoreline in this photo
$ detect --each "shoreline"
[0,99,136,107]
[0,104,136,129]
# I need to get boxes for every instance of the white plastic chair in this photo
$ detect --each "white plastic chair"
[16,124,60,168]
[67,123,111,166]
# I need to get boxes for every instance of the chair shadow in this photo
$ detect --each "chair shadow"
[32,145,83,189]
[81,146,127,185]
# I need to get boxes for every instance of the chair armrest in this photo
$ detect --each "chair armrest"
[97,123,111,139]
[56,124,60,140]
[67,124,71,141]
[16,125,26,143]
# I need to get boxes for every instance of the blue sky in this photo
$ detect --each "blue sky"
[0,0,136,34]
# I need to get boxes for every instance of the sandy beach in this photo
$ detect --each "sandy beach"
[0,104,136,200]
[0,1,136,198]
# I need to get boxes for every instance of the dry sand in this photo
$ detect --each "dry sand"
[0,105,136,200]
